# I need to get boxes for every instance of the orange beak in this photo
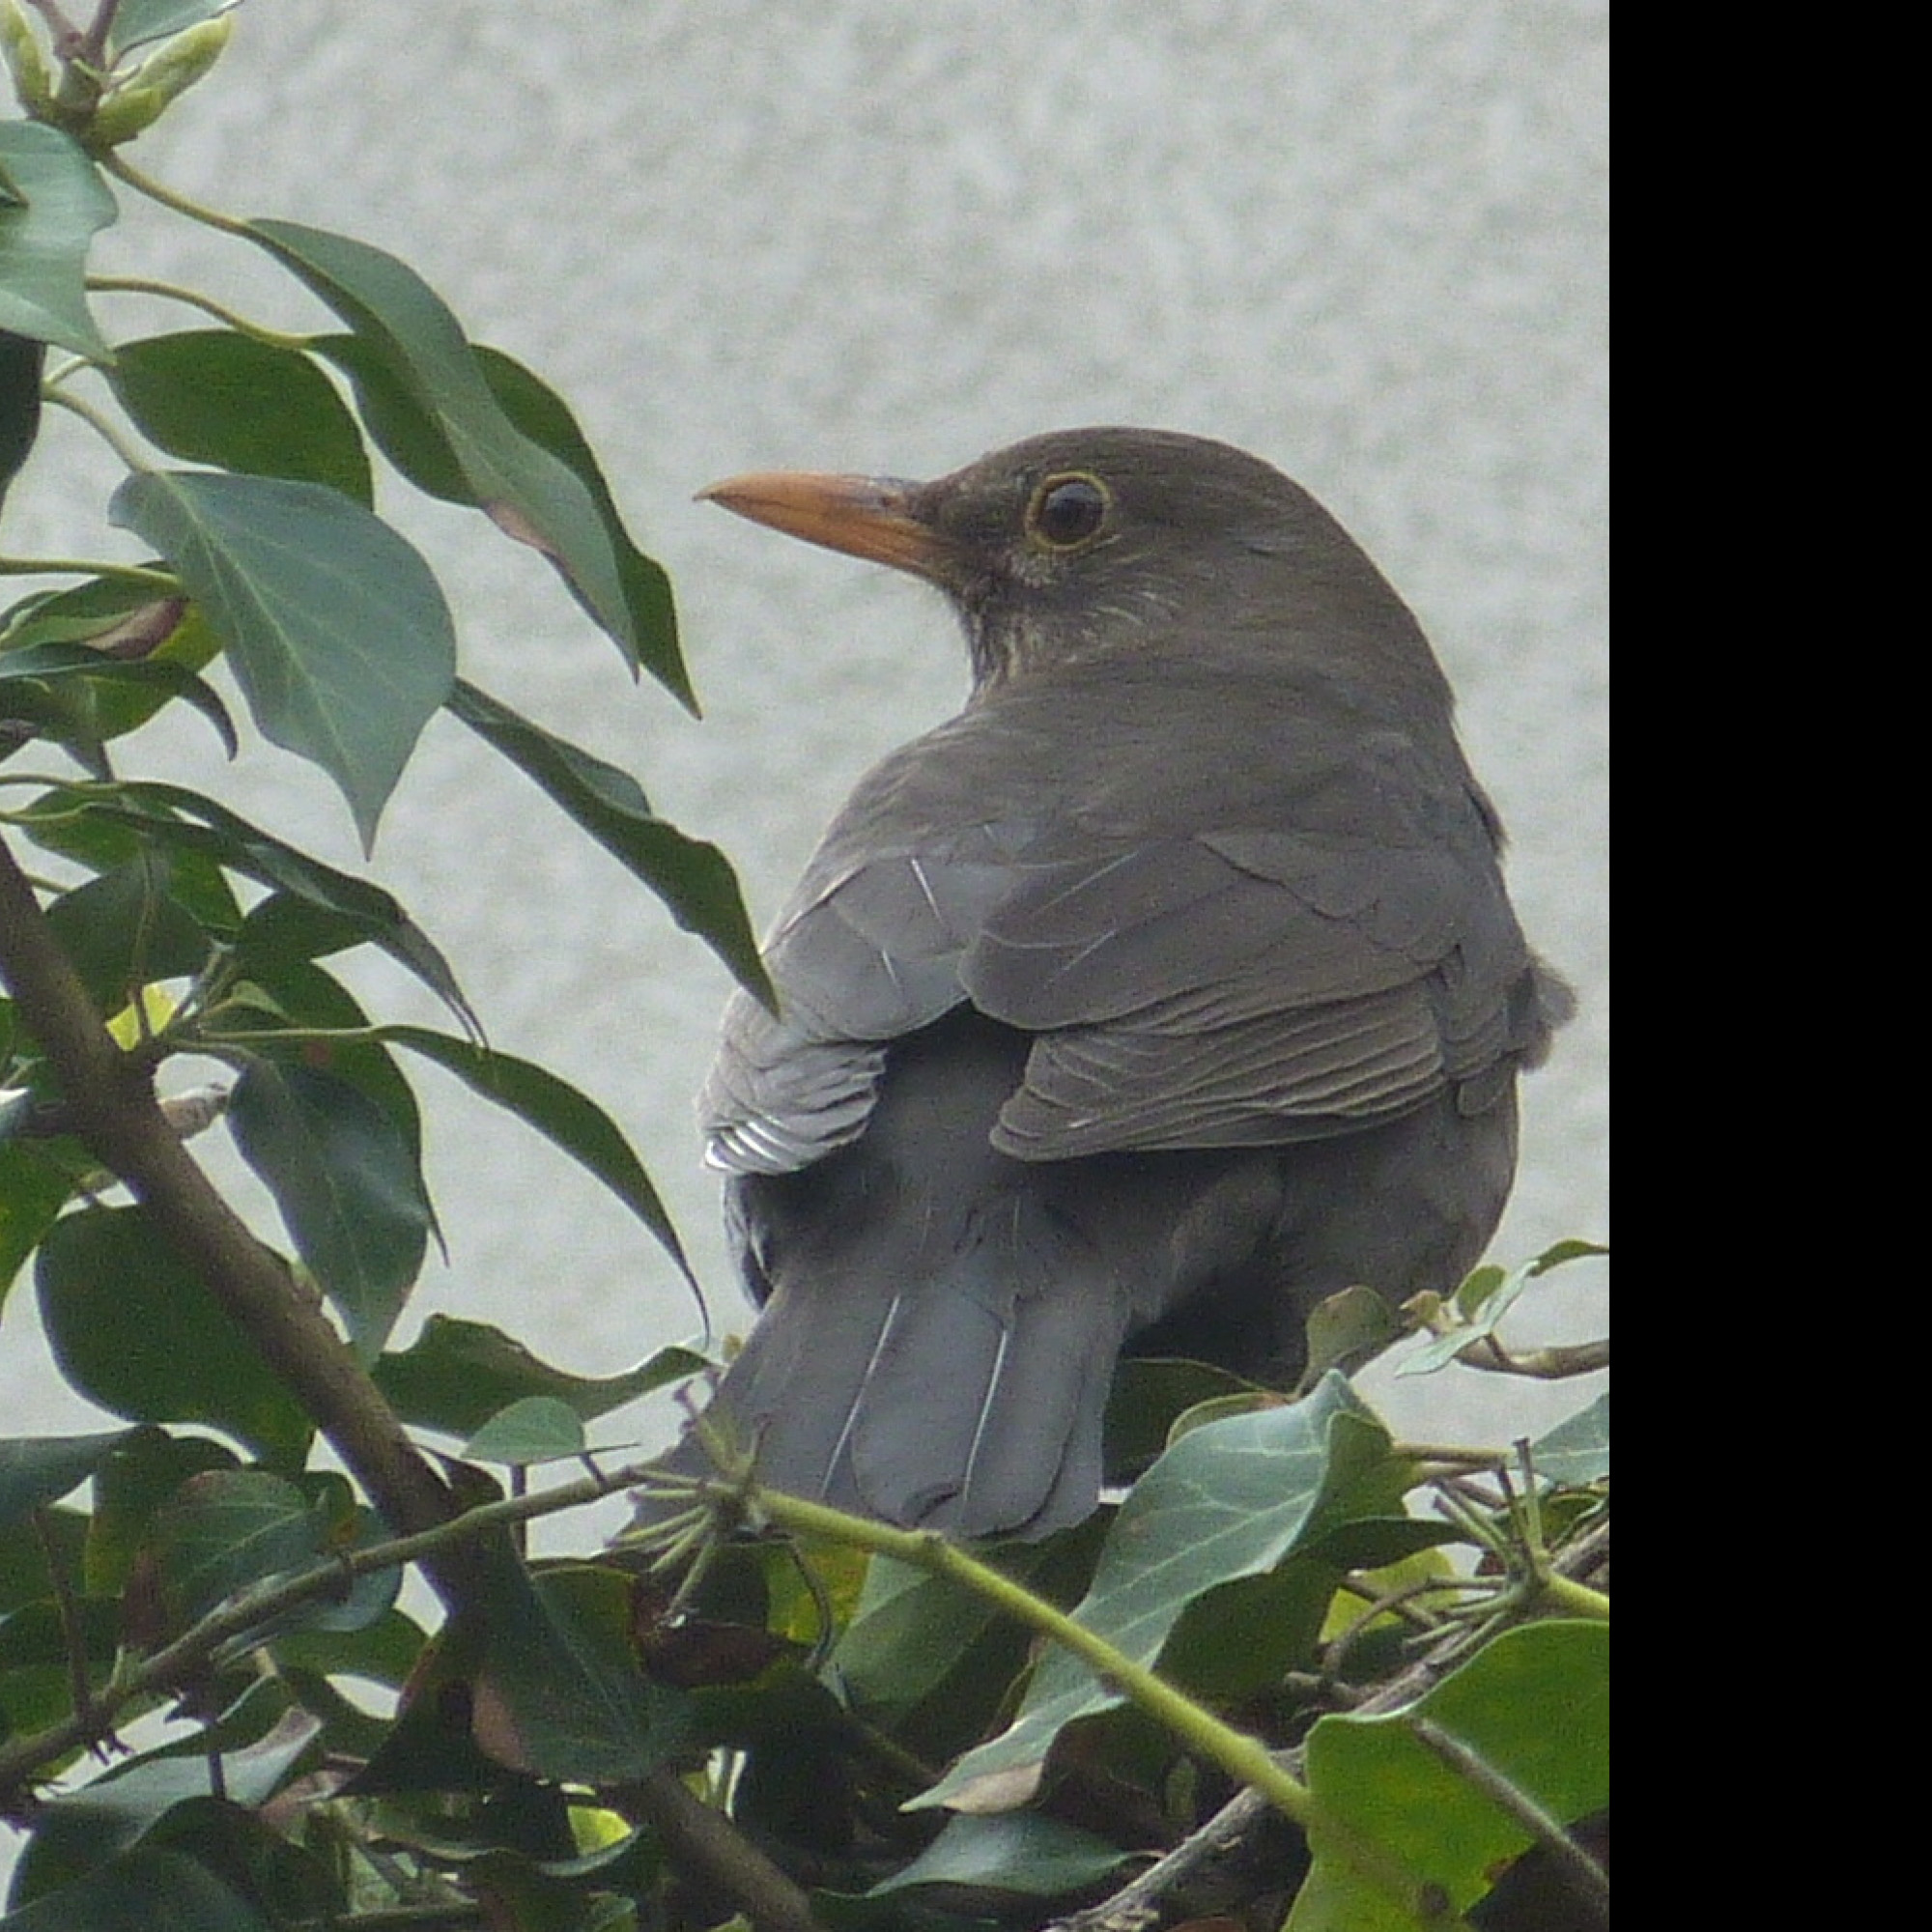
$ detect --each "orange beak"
[696,470,946,581]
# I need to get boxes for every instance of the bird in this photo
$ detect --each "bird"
[658,427,1570,1542]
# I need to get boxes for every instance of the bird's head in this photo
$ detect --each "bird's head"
[700,427,1439,699]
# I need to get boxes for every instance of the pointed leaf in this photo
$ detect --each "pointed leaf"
[917,1375,1407,1811]
[0,1845,271,1931]
[1293,1621,1609,1930]
[252,220,641,670]
[867,1813,1131,1900]
[0,1430,132,1529]
[0,636,238,759]
[0,123,116,360]
[463,1396,587,1467]
[471,1564,688,1783]
[1530,1392,1610,1490]
[107,0,238,60]
[43,854,212,1014]
[227,1060,431,1359]
[374,1315,705,1437]
[378,1022,692,1283]
[446,680,767,1002]
[34,1206,313,1465]
[1,327,45,507]
[153,1468,325,1627]
[109,331,372,500]
[108,470,455,847]
[17,781,477,1032]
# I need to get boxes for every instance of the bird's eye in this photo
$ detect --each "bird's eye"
[1027,473,1110,549]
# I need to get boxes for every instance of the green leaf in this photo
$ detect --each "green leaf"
[107,0,237,61]
[0,123,116,360]
[153,1467,326,1627]
[378,1021,693,1284]
[463,1396,587,1467]
[1530,1392,1609,1489]
[84,1426,238,1593]
[226,1060,431,1360]
[42,853,212,1014]
[466,348,688,705]
[473,1564,689,1784]
[251,220,645,674]
[108,470,456,848]
[446,680,767,1002]
[108,332,372,501]
[374,1314,706,1438]
[34,1206,313,1466]
[1400,1240,1610,1378]
[0,1429,131,1529]
[0,1142,79,1307]
[867,1813,1131,1900]
[1293,1621,1609,1930]
[916,1374,1407,1811]
[0,327,45,508]
[17,781,476,1033]
[0,1845,271,1931]
[0,637,239,761]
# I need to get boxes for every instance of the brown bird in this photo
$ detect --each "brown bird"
[665,428,1569,1539]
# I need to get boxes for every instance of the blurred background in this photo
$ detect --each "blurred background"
[2,2,1606,1474]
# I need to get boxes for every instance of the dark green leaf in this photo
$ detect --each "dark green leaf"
[374,1314,705,1437]
[34,1205,313,1466]
[463,1397,587,1467]
[17,781,476,1033]
[0,1506,85,1615]
[446,680,766,1002]
[227,1060,431,1360]
[0,1142,76,1308]
[1295,1621,1609,1929]
[868,1813,1131,1899]
[108,470,456,847]
[468,348,688,705]
[379,1021,693,1283]
[251,221,643,673]
[84,1427,238,1593]
[0,124,116,361]
[109,332,371,500]
[270,1605,426,1690]
[153,1468,325,1627]
[0,328,45,508]
[42,854,212,1014]
[473,1564,688,1783]
[0,1430,131,1529]
[917,1374,1407,1810]
[0,637,238,760]
[0,1845,270,1931]
[1530,1392,1609,1490]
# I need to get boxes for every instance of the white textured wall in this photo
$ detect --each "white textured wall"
[3,2,1606,1454]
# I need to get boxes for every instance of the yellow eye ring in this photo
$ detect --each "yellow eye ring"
[1026,472,1111,550]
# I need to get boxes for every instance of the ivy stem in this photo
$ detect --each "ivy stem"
[0,555,178,589]
[99,148,250,235]
[39,385,154,472]
[741,1486,1316,1825]
[87,275,313,352]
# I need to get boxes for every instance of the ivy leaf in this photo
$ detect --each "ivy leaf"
[35,1206,313,1467]
[916,1374,1408,1812]
[251,220,649,677]
[0,1430,133,1530]
[227,1061,432,1361]
[0,123,116,361]
[376,1023,693,1286]
[109,471,456,849]
[110,331,373,501]
[446,680,767,1004]
[373,1315,706,1439]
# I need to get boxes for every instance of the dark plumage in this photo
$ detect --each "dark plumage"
[660,428,1569,1539]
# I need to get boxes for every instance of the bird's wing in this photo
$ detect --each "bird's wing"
[703,671,1541,1173]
